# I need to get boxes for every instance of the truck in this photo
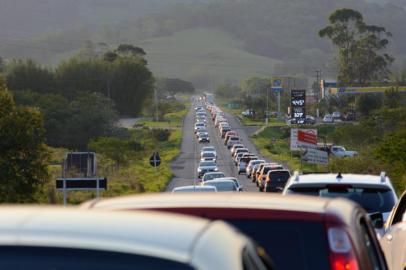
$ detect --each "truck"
[330,145,358,157]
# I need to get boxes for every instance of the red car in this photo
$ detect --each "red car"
[82,193,388,270]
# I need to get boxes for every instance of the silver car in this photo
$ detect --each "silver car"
[172,185,217,192]
[0,206,273,270]
[203,179,239,192]
[197,161,218,178]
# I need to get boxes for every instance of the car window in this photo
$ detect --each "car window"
[229,220,330,270]
[287,185,396,213]
[0,246,194,270]
[359,218,383,270]
[206,182,237,191]
[203,173,225,180]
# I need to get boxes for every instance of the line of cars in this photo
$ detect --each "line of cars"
[176,98,405,269]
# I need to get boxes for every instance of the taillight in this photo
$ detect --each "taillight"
[327,228,359,270]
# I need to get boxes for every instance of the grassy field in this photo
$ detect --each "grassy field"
[46,129,182,204]
[138,102,190,128]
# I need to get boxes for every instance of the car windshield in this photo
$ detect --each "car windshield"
[287,185,396,213]
[202,147,215,152]
[203,173,225,181]
[202,153,215,158]
[205,181,237,191]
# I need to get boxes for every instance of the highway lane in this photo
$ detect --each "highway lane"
[168,102,266,192]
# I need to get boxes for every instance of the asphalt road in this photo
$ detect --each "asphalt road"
[167,103,267,192]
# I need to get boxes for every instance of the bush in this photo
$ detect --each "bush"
[150,129,171,142]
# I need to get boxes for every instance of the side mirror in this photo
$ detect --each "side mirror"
[369,212,384,229]
[239,186,244,192]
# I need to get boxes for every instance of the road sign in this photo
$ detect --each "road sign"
[149,152,161,167]
[291,128,317,150]
[56,178,107,191]
[302,148,329,165]
[271,77,283,93]
[291,89,306,124]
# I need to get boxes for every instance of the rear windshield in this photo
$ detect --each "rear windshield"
[202,153,215,158]
[206,182,236,191]
[227,220,330,269]
[203,173,225,180]
[287,185,396,213]
[269,171,290,181]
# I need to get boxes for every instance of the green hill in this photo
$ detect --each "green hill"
[141,28,280,87]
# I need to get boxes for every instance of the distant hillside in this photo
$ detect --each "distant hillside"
[141,28,281,87]
[0,0,405,85]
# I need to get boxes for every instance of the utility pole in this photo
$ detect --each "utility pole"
[154,88,158,122]
[266,86,269,126]
[316,70,321,118]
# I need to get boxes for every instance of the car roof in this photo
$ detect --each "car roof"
[0,206,212,263]
[287,173,394,187]
[203,171,225,175]
[214,177,238,181]
[204,179,236,184]
[83,193,334,215]
[173,185,217,192]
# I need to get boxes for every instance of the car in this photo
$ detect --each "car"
[323,114,334,123]
[330,145,358,157]
[203,179,240,192]
[196,129,209,138]
[201,146,216,153]
[230,144,244,155]
[232,147,249,158]
[257,164,284,191]
[264,169,291,193]
[224,131,238,143]
[332,111,341,120]
[238,155,258,174]
[246,160,265,178]
[220,126,232,138]
[235,153,256,166]
[82,193,389,270]
[252,162,268,183]
[198,133,210,143]
[241,109,254,117]
[0,206,277,270]
[194,122,206,133]
[197,161,218,178]
[200,151,216,162]
[226,136,241,149]
[283,171,398,222]
[214,177,244,191]
[380,191,406,270]
[200,171,226,184]
[172,185,217,193]
[305,115,316,125]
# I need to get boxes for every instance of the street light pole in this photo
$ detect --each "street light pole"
[266,87,269,126]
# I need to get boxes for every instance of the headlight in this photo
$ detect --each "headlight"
[214,168,219,171]
[198,168,202,172]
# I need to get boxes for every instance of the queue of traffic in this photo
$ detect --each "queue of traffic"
[2,97,405,269]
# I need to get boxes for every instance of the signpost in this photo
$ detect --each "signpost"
[271,77,283,120]
[302,148,329,165]
[57,152,106,205]
[290,128,318,151]
[149,152,161,168]
[291,89,306,124]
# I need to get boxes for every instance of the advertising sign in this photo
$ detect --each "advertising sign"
[291,89,306,124]
[302,148,329,165]
[290,128,317,150]
[272,77,283,93]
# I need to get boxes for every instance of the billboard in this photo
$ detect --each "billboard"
[291,89,306,124]
[290,128,317,150]
[302,148,329,165]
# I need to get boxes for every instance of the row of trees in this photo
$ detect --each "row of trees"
[6,44,154,116]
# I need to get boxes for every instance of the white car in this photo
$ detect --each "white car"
[200,151,217,162]
[283,171,398,222]
[330,145,358,157]
[194,122,206,132]
[197,161,219,178]
[323,114,334,123]
[172,185,217,192]
[246,160,265,178]
[201,146,216,153]
[227,136,241,149]
[0,206,271,270]
[230,144,244,155]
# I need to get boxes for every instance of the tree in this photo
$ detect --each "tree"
[0,76,49,202]
[157,78,195,96]
[319,9,393,85]
[6,59,55,93]
[215,83,241,99]
[357,94,382,116]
